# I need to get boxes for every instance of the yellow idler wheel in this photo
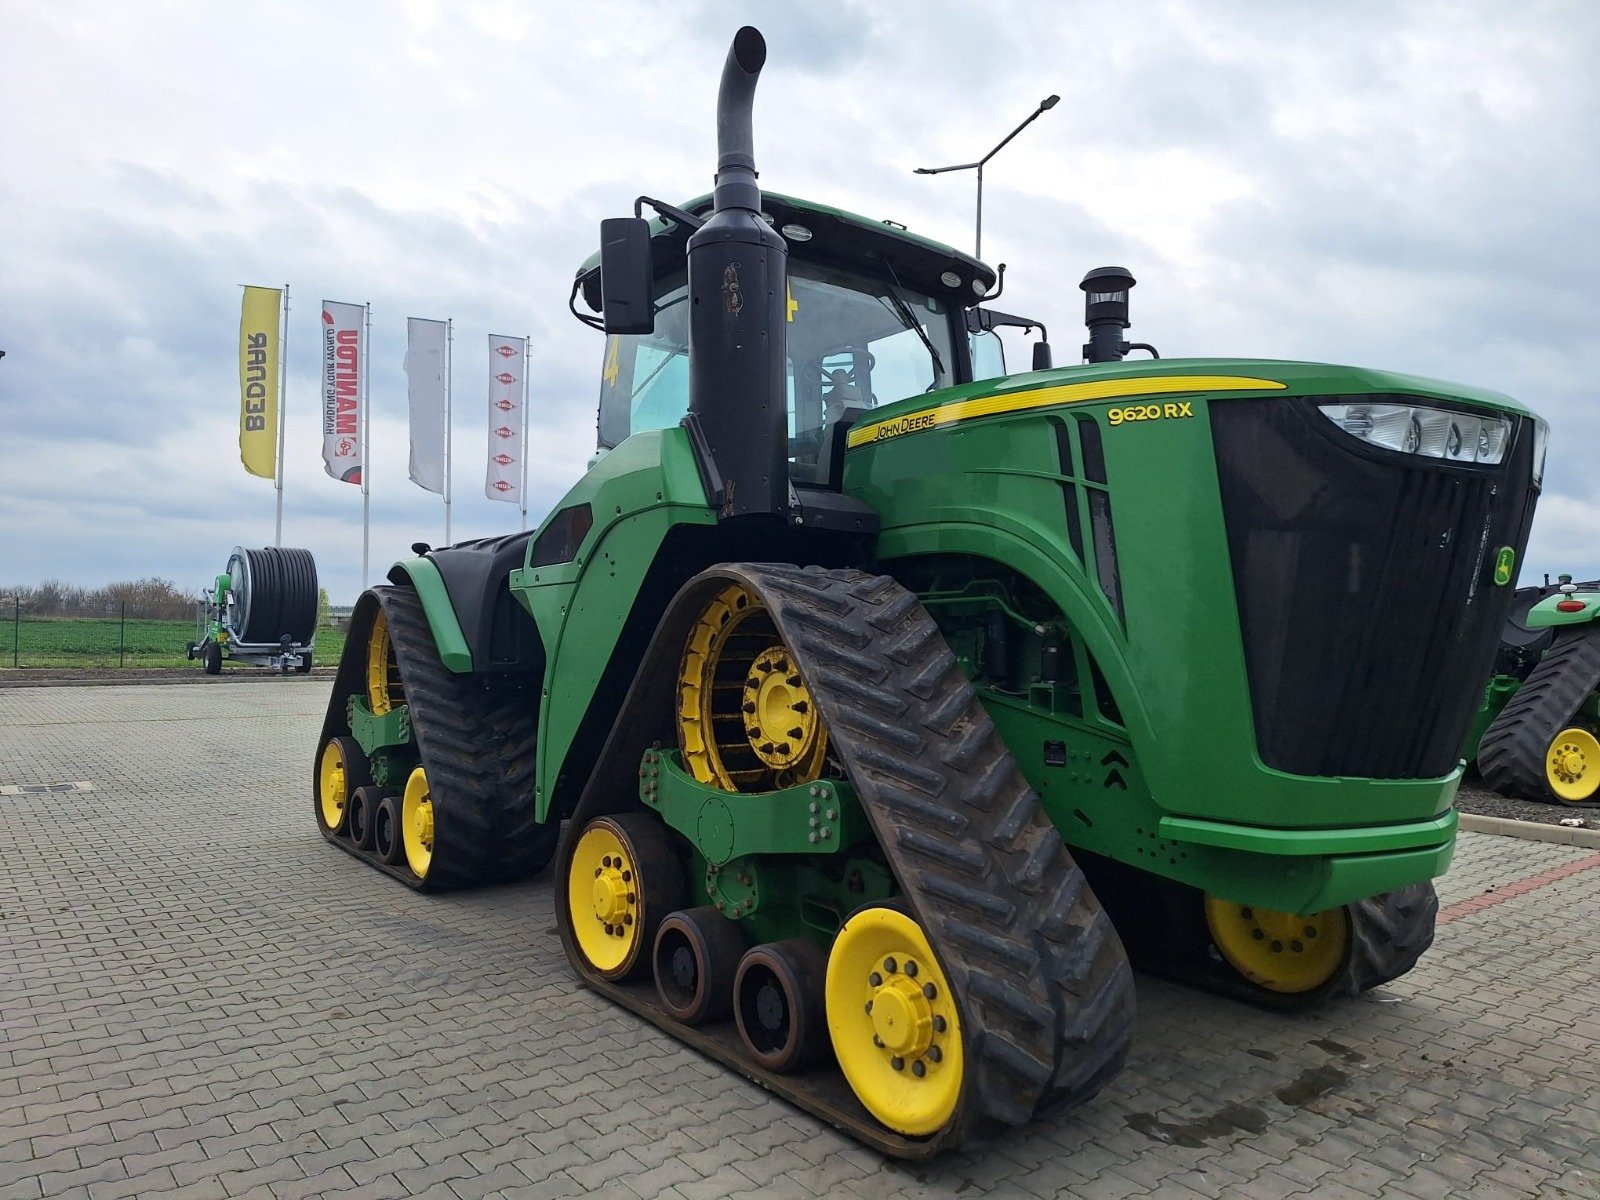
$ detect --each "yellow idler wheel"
[1545,727,1600,803]
[678,584,827,792]
[826,905,964,1137]
[567,814,683,981]
[1204,896,1349,994]
[401,766,435,879]
[316,736,367,835]
[366,609,404,715]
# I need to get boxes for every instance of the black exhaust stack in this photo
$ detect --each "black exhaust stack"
[686,26,790,518]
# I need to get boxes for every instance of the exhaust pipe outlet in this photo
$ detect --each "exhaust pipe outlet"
[687,26,790,518]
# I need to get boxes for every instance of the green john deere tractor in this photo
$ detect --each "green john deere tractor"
[1468,574,1600,804]
[313,28,1546,1156]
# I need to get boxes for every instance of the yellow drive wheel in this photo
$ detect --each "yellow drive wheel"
[1545,727,1600,803]
[677,584,827,792]
[826,905,964,1137]
[1204,896,1349,994]
[366,609,404,715]
[567,814,681,981]
[401,766,435,879]
[317,736,367,834]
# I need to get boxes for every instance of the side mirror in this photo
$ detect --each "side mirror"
[1032,342,1053,371]
[599,217,654,335]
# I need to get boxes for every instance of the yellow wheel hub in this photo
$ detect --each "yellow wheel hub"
[742,645,821,771]
[826,906,963,1137]
[1204,896,1349,994]
[401,766,435,878]
[1546,727,1600,803]
[317,740,349,830]
[367,609,403,716]
[567,819,644,976]
[678,585,827,791]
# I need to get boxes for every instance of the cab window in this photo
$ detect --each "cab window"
[597,260,955,484]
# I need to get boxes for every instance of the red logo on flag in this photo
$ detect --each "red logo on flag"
[492,480,514,492]
[494,426,514,439]
[494,345,516,357]
[337,437,355,457]
[495,399,515,411]
[496,372,515,384]
[492,454,514,466]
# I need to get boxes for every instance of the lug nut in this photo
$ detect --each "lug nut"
[912,1060,926,1077]
[933,1016,946,1033]
[923,983,936,1000]
[884,957,897,974]
[928,1045,942,1062]
[904,960,918,978]
[869,972,882,987]
[891,1057,904,1071]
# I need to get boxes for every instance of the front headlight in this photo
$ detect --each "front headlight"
[1317,401,1511,465]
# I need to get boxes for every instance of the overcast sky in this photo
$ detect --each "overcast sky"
[3,0,1597,605]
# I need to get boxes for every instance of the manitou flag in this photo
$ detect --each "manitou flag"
[404,318,448,494]
[485,335,526,503]
[321,300,365,483]
[238,286,281,479]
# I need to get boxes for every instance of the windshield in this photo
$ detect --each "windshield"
[597,260,955,482]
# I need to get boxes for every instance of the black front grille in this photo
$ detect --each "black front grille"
[1211,396,1538,779]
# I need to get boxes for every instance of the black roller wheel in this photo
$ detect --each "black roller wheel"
[734,939,830,1073]
[202,642,222,675]
[374,795,406,864]
[654,906,748,1025]
[349,785,384,852]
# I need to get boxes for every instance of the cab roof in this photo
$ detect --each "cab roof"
[576,192,997,313]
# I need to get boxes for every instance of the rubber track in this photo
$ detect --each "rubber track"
[315,586,551,889]
[1345,882,1437,993]
[1479,625,1600,802]
[556,564,1136,1154]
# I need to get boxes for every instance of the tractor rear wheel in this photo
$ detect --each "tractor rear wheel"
[565,813,684,982]
[1480,625,1600,803]
[316,736,368,835]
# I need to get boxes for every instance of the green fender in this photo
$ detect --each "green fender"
[386,557,474,673]
[1525,591,1600,629]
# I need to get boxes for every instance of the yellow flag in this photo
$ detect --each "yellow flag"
[239,286,281,479]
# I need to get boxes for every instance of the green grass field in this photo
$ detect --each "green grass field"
[2,617,347,669]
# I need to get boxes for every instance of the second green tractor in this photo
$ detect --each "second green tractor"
[313,28,1545,1156]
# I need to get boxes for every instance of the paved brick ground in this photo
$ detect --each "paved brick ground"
[2,681,1596,1199]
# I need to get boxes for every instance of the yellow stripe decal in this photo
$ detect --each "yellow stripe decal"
[845,375,1288,448]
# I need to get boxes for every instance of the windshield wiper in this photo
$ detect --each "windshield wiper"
[878,263,945,384]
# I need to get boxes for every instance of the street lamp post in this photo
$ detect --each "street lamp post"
[915,95,1060,261]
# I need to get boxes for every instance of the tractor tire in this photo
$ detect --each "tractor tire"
[1479,625,1600,803]
[202,642,222,675]
[313,585,550,889]
[554,563,1135,1158]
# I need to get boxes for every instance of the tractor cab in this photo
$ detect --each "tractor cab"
[576,194,1032,488]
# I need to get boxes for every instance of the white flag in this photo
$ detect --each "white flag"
[486,335,526,503]
[405,318,448,494]
[321,300,365,484]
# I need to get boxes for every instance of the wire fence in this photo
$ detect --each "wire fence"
[2,600,345,669]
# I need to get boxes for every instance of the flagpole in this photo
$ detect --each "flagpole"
[275,284,290,547]
[520,335,530,531]
[444,318,453,546]
[361,302,371,589]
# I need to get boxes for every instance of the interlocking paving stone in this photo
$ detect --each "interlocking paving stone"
[3,681,1598,1198]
